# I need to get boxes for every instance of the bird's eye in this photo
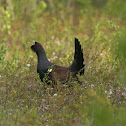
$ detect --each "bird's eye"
[35,42,40,46]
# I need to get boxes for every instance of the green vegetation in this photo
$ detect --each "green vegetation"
[0,0,126,125]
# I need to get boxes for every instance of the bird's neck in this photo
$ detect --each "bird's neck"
[37,51,48,64]
[36,51,52,70]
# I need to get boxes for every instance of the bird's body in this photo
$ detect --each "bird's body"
[31,38,85,84]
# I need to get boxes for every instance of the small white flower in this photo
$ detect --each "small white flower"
[109,89,112,95]
[54,94,57,97]
[30,55,33,58]
[26,64,30,67]
[0,75,2,78]
[91,84,94,88]
[105,91,107,93]
[122,92,126,96]
[51,36,54,39]
[100,53,103,56]
[48,68,52,72]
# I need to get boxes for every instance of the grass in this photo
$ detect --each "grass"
[1,1,126,125]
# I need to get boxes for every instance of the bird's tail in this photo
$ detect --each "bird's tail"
[69,38,85,75]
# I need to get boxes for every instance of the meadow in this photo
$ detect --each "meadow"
[0,0,126,125]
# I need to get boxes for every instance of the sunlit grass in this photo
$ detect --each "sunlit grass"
[1,1,126,125]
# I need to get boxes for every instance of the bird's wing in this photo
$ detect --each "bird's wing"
[48,66,72,83]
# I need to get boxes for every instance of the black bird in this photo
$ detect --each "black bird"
[31,38,85,84]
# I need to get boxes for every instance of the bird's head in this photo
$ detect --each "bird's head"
[31,41,44,54]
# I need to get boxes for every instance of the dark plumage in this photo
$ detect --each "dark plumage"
[31,38,85,84]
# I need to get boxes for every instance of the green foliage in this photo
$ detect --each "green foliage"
[0,7,12,41]
[107,0,126,19]
[0,0,126,125]
[0,43,8,65]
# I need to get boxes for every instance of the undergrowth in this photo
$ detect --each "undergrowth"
[0,1,126,126]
